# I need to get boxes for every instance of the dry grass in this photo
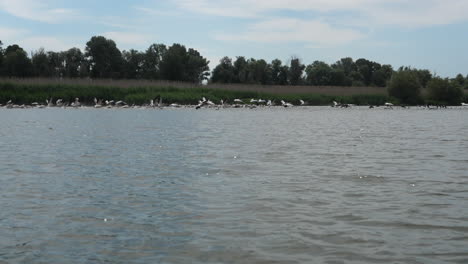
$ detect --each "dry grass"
[0,78,388,96]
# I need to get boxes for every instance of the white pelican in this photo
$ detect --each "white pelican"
[332,101,339,107]
[461,103,468,106]
[267,100,272,106]
[72,98,81,107]
[281,100,293,107]
[300,100,305,105]
[56,99,63,107]
[150,99,155,107]
[234,99,243,104]
[258,99,266,104]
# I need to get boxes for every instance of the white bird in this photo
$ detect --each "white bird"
[206,100,215,106]
[267,100,272,106]
[6,100,12,105]
[234,99,243,103]
[332,101,339,107]
[169,103,180,107]
[461,103,468,106]
[300,100,305,105]
[250,99,258,104]
[384,102,394,106]
[258,99,266,104]
[72,98,81,107]
[150,99,155,107]
[281,100,293,107]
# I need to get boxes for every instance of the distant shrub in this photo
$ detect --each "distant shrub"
[427,77,464,105]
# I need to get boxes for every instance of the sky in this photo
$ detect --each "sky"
[0,0,467,77]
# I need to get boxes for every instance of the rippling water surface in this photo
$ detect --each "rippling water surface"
[1,107,468,264]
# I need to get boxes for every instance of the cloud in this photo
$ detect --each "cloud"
[19,37,82,52]
[103,31,152,48]
[0,0,78,23]
[215,18,364,46]
[0,26,28,40]
[174,0,468,27]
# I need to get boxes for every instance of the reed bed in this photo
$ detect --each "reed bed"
[0,78,389,106]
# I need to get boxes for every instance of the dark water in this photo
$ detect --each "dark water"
[1,107,467,264]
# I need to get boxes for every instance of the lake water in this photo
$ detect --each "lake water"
[1,107,467,264]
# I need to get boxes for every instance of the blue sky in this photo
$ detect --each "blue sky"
[1,0,467,77]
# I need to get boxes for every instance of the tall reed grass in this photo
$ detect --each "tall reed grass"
[0,78,389,106]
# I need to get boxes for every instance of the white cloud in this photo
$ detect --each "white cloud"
[0,0,78,23]
[0,26,28,40]
[19,37,82,52]
[215,18,364,46]
[174,0,468,27]
[103,31,152,48]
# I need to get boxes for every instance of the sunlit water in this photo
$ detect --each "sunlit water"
[1,107,467,264]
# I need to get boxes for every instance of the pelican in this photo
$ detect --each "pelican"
[56,99,63,107]
[299,100,305,106]
[169,103,180,108]
[250,99,258,104]
[267,100,272,106]
[150,99,155,107]
[206,100,215,106]
[461,103,468,106]
[46,98,53,107]
[72,98,81,107]
[234,99,243,104]
[281,100,293,107]
[258,99,266,104]
[115,101,126,107]
[384,102,393,109]
[332,101,339,107]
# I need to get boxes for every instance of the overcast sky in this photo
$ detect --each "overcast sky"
[1,0,467,77]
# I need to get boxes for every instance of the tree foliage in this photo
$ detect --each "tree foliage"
[427,77,463,105]
[2,44,32,77]
[388,68,423,104]
[85,36,123,78]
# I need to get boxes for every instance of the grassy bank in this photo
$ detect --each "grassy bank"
[0,79,390,106]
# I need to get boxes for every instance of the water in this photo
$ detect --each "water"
[1,107,467,264]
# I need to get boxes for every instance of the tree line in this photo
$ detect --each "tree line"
[0,37,467,104]
[0,37,209,82]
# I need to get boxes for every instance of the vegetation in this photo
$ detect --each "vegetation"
[427,77,464,105]
[0,81,388,106]
[388,68,424,105]
[1,37,467,105]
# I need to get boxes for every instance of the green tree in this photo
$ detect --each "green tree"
[2,44,33,77]
[388,69,423,104]
[372,65,393,87]
[122,49,144,79]
[427,77,463,105]
[63,48,84,78]
[142,43,166,79]
[211,56,235,83]
[233,56,248,83]
[85,36,123,78]
[454,73,465,86]
[185,48,210,82]
[160,44,209,82]
[305,61,332,85]
[288,57,305,85]
[32,48,52,77]
[332,57,356,75]
[46,51,64,78]
[270,59,288,85]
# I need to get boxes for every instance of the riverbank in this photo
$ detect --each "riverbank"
[0,80,389,106]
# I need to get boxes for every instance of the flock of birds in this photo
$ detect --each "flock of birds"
[1,97,467,110]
